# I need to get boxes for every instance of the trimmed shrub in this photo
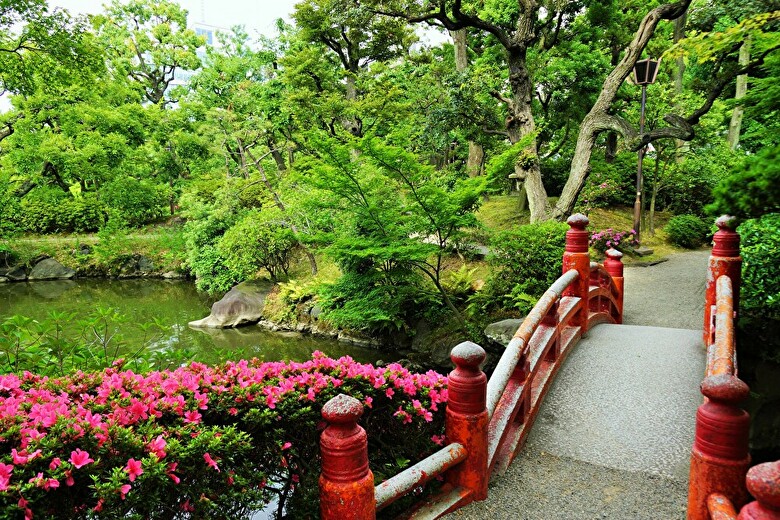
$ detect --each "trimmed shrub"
[0,355,447,519]
[56,194,106,233]
[664,214,710,249]
[219,209,297,281]
[100,178,165,227]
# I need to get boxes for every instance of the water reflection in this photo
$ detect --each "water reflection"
[0,279,389,365]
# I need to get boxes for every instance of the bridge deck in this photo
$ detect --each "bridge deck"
[448,323,705,519]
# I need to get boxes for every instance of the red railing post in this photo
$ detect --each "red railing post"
[688,375,751,520]
[705,215,741,345]
[604,248,624,323]
[445,341,489,501]
[562,213,591,334]
[738,461,780,519]
[319,394,375,520]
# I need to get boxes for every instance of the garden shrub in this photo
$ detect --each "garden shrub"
[489,221,568,295]
[17,187,67,233]
[183,207,242,295]
[56,194,106,233]
[589,228,637,254]
[664,214,710,249]
[738,214,780,360]
[0,354,447,519]
[469,221,567,317]
[219,209,297,281]
[100,178,165,227]
[575,154,635,213]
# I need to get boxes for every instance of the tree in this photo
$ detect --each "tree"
[93,0,203,106]
[551,4,780,220]
[365,0,598,222]
[295,133,485,331]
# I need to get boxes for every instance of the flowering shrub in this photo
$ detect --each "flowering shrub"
[589,228,638,254]
[0,353,447,519]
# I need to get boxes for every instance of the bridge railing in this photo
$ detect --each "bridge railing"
[688,216,780,520]
[318,214,625,519]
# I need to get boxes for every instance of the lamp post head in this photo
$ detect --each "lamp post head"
[633,58,660,86]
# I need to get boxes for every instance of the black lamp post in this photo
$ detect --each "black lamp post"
[632,58,660,245]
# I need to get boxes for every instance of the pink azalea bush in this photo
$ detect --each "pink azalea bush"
[589,228,638,254]
[0,353,447,519]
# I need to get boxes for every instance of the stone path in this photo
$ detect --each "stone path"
[449,249,710,519]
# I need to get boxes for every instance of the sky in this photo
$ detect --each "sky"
[49,0,301,37]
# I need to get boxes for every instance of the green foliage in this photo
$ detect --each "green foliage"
[0,307,186,376]
[575,154,635,213]
[100,178,165,227]
[318,269,436,334]
[739,214,780,329]
[657,147,734,216]
[707,145,780,220]
[490,221,569,295]
[218,209,297,281]
[664,214,711,249]
[55,193,106,232]
[469,221,568,317]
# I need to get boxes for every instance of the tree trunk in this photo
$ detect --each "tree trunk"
[506,50,548,223]
[551,1,691,221]
[727,35,751,150]
[268,138,287,172]
[605,132,617,163]
[466,142,484,177]
[452,29,485,178]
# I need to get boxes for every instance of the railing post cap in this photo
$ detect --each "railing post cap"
[701,374,750,403]
[605,248,623,260]
[716,215,738,232]
[451,341,486,369]
[322,393,364,424]
[567,213,589,229]
[746,461,780,509]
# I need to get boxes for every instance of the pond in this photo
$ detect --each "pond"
[0,279,392,366]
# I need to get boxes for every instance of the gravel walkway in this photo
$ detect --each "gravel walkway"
[448,249,710,520]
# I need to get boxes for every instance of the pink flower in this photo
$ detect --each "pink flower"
[147,435,167,459]
[167,463,180,484]
[119,484,131,499]
[431,434,446,446]
[125,458,143,482]
[183,410,202,424]
[69,449,94,469]
[49,458,61,470]
[203,452,220,472]
[364,396,373,408]
[281,442,292,450]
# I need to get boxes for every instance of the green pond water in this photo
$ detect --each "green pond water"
[0,279,390,366]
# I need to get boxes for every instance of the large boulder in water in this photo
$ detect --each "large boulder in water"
[189,280,272,328]
[28,258,76,280]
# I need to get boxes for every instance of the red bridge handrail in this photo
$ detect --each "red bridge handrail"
[688,216,780,520]
[317,213,628,518]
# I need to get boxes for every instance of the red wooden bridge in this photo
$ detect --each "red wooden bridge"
[317,215,780,520]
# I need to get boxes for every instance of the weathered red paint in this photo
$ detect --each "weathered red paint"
[563,214,591,333]
[709,493,739,520]
[604,248,624,323]
[688,374,751,520]
[445,342,489,502]
[704,216,741,345]
[319,394,375,520]
[738,461,780,520]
